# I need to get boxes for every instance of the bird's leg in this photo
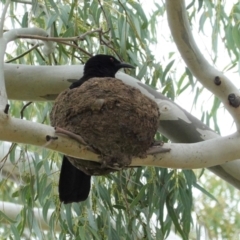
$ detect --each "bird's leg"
[55,127,87,145]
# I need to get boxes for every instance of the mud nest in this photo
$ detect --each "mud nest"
[50,77,160,175]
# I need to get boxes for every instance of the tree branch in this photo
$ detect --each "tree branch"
[4,28,56,56]
[5,43,40,63]
[3,64,240,188]
[0,116,99,162]
[0,37,7,109]
[166,0,240,129]
[0,0,11,111]
[16,28,103,42]
[0,93,240,169]
[0,0,11,37]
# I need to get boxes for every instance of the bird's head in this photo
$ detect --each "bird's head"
[84,54,135,78]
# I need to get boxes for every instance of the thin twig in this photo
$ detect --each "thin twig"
[79,28,103,40]
[20,101,32,119]
[52,53,58,65]
[5,43,40,63]
[35,47,46,62]
[97,28,123,60]
[15,29,99,57]
[97,0,111,30]
[11,0,31,4]
[57,40,92,57]
[17,28,103,42]
[98,31,122,60]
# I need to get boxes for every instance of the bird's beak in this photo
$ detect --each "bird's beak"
[116,62,135,69]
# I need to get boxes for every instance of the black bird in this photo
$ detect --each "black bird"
[59,54,134,204]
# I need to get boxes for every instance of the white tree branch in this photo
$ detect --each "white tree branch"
[0,112,240,169]
[0,37,8,110]
[2,63,240,185]
[0,0,11,110]
[3,64,155,101]
[4,28,56,56]
[0,116,99,162]
[0,0,10,37]
[166,0,240,128]
[4,64,82,101]
[141,132,240,168]
[0,27,56,114]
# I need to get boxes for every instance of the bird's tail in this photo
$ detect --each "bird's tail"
[59,155,91,204]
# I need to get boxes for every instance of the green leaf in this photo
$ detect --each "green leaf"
[198,0,204,11]
[193,183,219,202]
[21,12,28,28]
[59,5,70,27]
[232,25,240,50]
[162,60,175,83]
[120,17,128,54]
[183,170,196,188]
[64,204,74,234]
[112,204,126,210]
[79,226,86,238]
[166,194,187,240]
[42,200,51,222]
[10,224,20,240]
[130,184,148,208]
[0,210,16,224]
[88,225,101,239]
[48,0,59,14]
[47,14,58,29]
[137,62,148,80]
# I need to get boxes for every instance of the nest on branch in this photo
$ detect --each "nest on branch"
[50,77,160,175]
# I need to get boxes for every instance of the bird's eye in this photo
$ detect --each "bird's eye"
[110,57,114,62]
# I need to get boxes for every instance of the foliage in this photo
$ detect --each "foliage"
[1,0,240,239]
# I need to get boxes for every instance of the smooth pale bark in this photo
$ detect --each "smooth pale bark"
[0,28,55,110]
[1,112,240,169]
[166,0,240,127]
[0,38,8,110]
[1,64,240,190]
[165,0,240,187]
